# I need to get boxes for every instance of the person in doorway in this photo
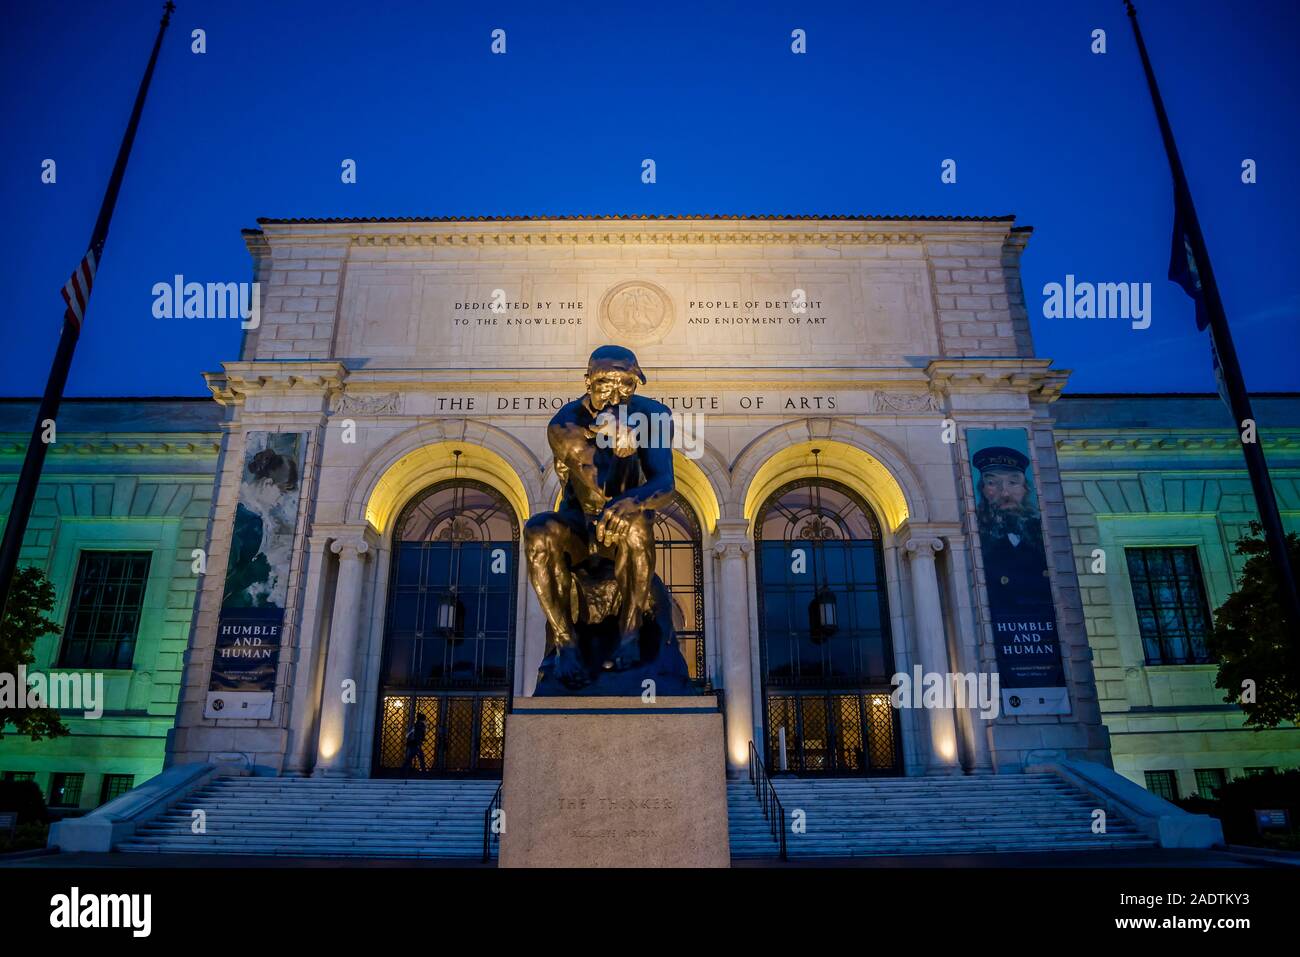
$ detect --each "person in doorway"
[404,712,428,772]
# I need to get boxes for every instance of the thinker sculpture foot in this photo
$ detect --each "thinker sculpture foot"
[552,644,590,688]
[604,631,642,671]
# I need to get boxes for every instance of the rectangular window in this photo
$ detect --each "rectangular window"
[1125,547,1212,664]
[99,774,134,805]
[1194,768,1226,800]
[48,773,84,808]
[59,550,152,669]
[1243,767,1276,777]
[1144,770,1179,801]
[2,771,36,783]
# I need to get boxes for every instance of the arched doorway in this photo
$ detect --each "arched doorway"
[755,478,902,775]
[372,480,519,777]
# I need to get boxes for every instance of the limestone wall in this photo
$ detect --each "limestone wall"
[1055,394,1300,792]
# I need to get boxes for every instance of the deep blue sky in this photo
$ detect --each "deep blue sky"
[1,0,1296,397]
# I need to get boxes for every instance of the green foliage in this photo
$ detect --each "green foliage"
[1176,769,1300,847]
[0,778,48,824]
[1207,522,1300,729]
[0,821,49,854]
[0,565,70,740]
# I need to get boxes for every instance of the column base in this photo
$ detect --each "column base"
[312,766,357,779]
[922,763,964,776]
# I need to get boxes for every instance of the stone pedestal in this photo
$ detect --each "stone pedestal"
[498,696,729,868]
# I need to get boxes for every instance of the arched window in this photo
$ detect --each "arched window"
[654,492,706,683]
[374,480,518,777]
[755,479,900,775]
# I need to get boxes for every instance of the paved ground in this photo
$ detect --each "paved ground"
[2,846,1295,868]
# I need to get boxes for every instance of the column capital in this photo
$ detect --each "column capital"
[320,522,378,559]
[304,533,334,554]
[904,537,944,560]
[330,536,372,560]
[712,539,752,559]
[897,520,961,559]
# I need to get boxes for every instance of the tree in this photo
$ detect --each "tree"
[1208,521,1300,729]
[0,565,69,740]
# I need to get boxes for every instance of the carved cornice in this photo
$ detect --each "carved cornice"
[927,359,1069,401]
[1055,432,1300,454]
[350,230,928,248]
[0,436,221,456]
[206,362,347,406]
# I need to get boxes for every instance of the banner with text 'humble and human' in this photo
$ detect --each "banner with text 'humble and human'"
[205,432,306,719]
[967,428,1070,716]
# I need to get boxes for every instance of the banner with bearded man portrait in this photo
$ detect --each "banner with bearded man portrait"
[968,428,1069,716]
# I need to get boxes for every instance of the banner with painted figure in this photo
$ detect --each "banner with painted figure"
[205,432,306,719]
[967,429,1070,716]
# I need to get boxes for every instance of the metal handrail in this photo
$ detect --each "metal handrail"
[482,782,503,863]
[748,740,787,861]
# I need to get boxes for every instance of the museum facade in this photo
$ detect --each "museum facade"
[3,215,1298,811]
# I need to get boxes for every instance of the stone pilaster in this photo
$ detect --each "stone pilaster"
[315,534,372,776]
[283,534,333,775]
[712,518,756,771]
[902,533,961,773]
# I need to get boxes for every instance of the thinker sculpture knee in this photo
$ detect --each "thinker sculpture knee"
[524,345,693,694]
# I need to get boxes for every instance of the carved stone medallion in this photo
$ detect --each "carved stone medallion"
[598,280,674,343]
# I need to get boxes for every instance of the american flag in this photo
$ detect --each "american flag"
[61,241,104,327]
[1169,189,1230,411]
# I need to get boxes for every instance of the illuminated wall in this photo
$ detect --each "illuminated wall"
[0,398,223,810]
[5,390,1299,801]
[1054,394,1300,795]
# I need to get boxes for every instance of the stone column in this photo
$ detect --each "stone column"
[315,537,370,776]
[283,535,332,775]
[905,537,961,773]
[713,527,755,771]
[942,537,995,772]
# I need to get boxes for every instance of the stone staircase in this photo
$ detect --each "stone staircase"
[728,773,1156,859]
[113,771,1156,861]
[116,777,502,859]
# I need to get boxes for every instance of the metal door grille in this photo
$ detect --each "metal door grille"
[765,691,900,775]
[375,692,506,777]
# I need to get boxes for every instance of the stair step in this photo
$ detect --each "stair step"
[724,773,1155,859]
[117,778,500,858]
[116,773,1156,861]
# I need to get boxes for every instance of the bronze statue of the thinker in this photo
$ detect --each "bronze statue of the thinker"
[525,345,694,695]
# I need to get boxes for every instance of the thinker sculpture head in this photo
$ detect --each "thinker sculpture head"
[584,345,645,411]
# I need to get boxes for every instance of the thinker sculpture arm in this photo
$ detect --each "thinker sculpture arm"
[594,417,674,546]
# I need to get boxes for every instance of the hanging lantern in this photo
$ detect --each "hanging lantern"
[435,447,467,641]
[806,447,838,642]
[436,590,459,633]
[814,586,838,634]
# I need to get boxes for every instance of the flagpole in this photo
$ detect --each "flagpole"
[1125,1,1300,633]
[0,2,176,617]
